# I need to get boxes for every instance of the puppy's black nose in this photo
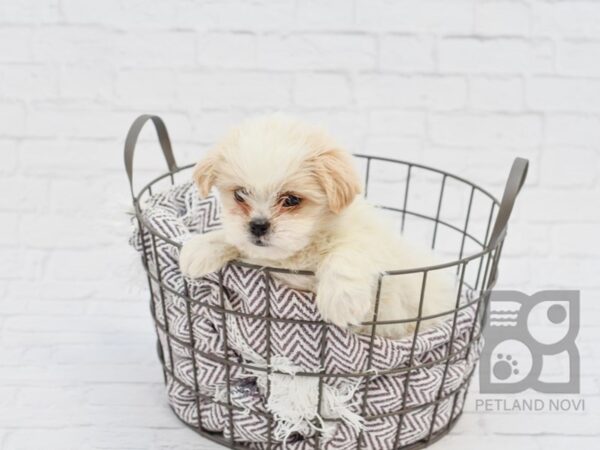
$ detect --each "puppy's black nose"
[249,219,270,237]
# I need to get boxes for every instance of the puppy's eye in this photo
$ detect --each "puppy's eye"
[233,189,246,203]
[282,194,301,208]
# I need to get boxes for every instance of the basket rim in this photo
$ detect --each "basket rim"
[132,155,502,276]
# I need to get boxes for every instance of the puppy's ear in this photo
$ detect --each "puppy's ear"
[193,152,218,198]
[315,148,362,214]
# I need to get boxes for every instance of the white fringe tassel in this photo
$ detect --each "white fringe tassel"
[219,304,364,447]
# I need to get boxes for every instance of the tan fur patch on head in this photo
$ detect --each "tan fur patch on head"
[313,148,362,214]
[192,152,217,198]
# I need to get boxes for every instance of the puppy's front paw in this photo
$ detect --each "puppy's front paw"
[316,273,375,329]
[179,233,238,278]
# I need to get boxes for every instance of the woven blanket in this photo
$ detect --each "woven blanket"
[130,182,482,450]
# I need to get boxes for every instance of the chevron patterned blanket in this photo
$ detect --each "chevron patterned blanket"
[131,182,481,450]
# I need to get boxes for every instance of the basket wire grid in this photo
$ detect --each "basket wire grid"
[125,115,528,450]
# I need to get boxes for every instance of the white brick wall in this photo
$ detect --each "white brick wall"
[1,1,599,449]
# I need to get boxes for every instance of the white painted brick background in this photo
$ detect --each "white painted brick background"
[1,1,599,449]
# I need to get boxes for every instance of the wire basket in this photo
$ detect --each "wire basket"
[125,115,528,450]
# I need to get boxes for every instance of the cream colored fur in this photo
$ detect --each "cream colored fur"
[179,115,455,338]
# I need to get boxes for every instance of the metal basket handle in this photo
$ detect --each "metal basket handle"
[124,114,178,199]
[487,157,529,250]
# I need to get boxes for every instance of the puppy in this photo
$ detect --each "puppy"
[179,115,456,338]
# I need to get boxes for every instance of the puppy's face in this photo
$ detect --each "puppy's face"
[193,116,361,261]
